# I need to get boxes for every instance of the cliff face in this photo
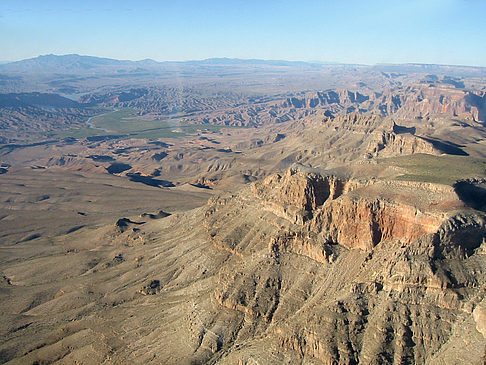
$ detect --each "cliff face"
[259,112,448,174]
[251,170,363,223]
[393,87,486,122]
[4,168,486,364]
[310,196,444,250]
[202,169,486,364]
[278,86,486,123]
[207,169,464,255]
[366,130,439,157]
[75,85,486,130]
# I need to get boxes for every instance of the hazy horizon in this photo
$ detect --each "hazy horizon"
[2,53,486,69]
[1,0,485,67]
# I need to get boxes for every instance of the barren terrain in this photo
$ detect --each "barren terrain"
[1,55,486,364]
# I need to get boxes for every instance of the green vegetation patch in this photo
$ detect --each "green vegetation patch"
[377,154,486,185]
[53,107,242,140]
[53,128,111,139]
[90,108,150,132]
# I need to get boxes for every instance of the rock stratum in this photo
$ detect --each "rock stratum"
[2,168,486,364]
[79,85,486,128]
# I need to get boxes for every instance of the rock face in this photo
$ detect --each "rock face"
[310,194,444,250]
[200,85,486,128]
[278,86,486,123]
[2,169,486,364]
[366,129,439,157]
[201,169,486,364]
[74,85,486,130]
[207,169,466,256]
[251,170,363,223]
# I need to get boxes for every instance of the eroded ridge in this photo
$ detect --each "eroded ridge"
[202,169,486,364]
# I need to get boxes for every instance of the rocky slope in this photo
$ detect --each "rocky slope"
[202,170,486,364]
[2,168,486,364]
[82,84,486,128]
[0,93,103,140]
[275,86,486,123]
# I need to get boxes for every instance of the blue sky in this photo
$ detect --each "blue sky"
[1,0,485,66]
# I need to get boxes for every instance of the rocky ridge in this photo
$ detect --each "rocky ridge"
[1,168,486,364]
[81,85,486,128]
[200,169,486,363]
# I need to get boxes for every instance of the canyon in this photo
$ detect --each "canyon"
[0,55,486,364]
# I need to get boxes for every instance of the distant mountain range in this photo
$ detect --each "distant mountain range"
[2,54,485,76]
[0,54,154,74]
[0,92,81,108]
[0,54,335,74]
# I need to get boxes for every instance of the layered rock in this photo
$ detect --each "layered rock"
[206,169,465,255]
[3,168,486,364]
[75,85,486,130]
[201,169,486,363]
[366,130,439,157]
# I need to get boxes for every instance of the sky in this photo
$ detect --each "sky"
[1,0,485,66]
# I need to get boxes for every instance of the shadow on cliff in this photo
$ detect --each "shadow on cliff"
[419,137,469,156]
[453,180,486,212]
[126,172,175,188]
[465,92,486,124]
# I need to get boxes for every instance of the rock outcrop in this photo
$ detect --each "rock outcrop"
[206,169,466,256]
[3,168,486,364]
[74,85,486,130]
[201,169,486,363]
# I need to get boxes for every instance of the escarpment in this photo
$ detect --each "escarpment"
[205,169,463,254]
[4,58,486,365]
[4,168,486,364]
[274,113,448,168]
[251,170,364,223]
[201,169,486,364]
[366,130,440,157]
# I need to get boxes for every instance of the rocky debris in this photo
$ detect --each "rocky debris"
[138,279,161,295]
[0,275,12,286]
[112,253,124,264]
[270,230,336,264]
[102,253,126,269]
